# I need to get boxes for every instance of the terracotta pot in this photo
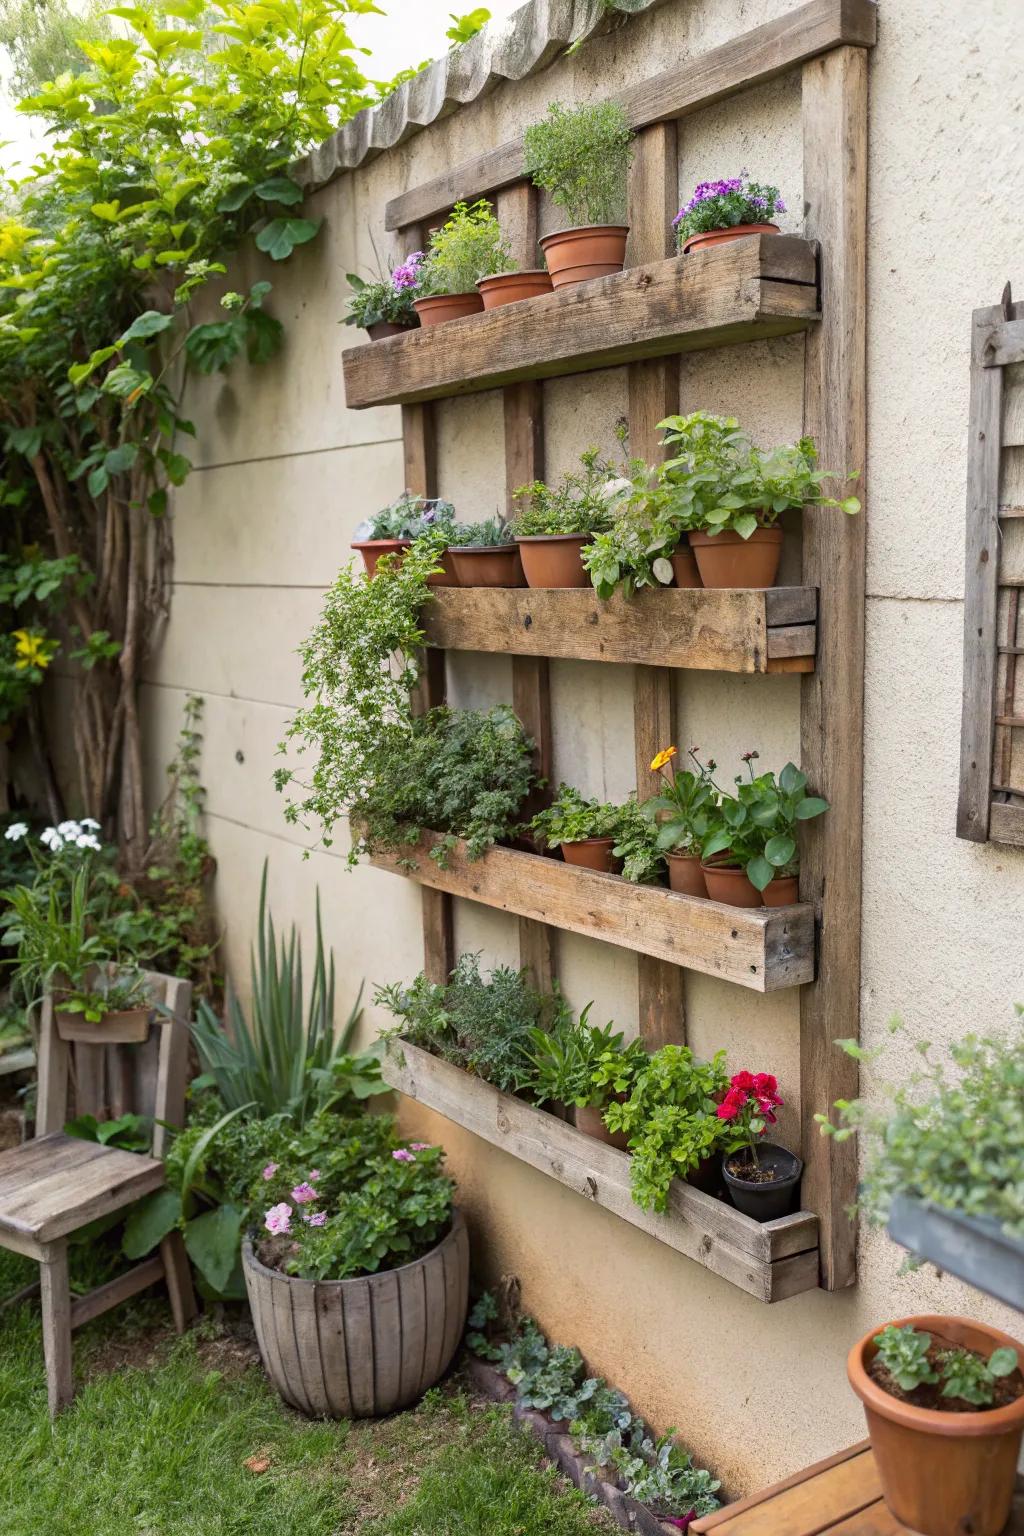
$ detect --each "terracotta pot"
[762,875,799,906]
[700,860,762,908]
[848,1314,1024,1536]
[681,222,780,255]
[539,225,629,288]
[476,270,553,308]
[689,527,783,589]
[425,550,460,588]
[55,1006,152,1045]
[351,538,410,578]
[670,543,702,588]
[665,852,706,897]
[723,1142,802,1221]
[574,1103,629,1152]
[561,837,621,874]
[516,534,592,589]
[366,320,413,340]
[412,292,484,326]
[448,545,526,587]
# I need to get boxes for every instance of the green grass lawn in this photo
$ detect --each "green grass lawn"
[0,1266,613,1536]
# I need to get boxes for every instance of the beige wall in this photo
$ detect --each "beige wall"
[142,0,1024,1496]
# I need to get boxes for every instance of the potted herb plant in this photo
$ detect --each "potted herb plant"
[350,492,459,584]
[343,254,422,340]
[413,200,512,326]
[511,449,618,587]
[523,101,634,288]
[699,754,828,907]
[716,1070,799,1219]
[672,173,786,254]
[603,1046,730,1210]
[523,1010,647,1148]
[846,1319,1023,1536]
[528,784,635,873]
[644,746,718,897]
[581,439,702,598]
[446,518,526,587]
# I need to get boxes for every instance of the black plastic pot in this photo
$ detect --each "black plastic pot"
[722,1142,802,1222]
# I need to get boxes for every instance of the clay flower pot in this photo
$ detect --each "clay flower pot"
[539,225,630,288]
[561,837,621,874]
[351,540,459,586]
[761,874,798,906]
[665,852,706,897]
[689,527,783,589]
[412,292,484,327]
[516,534,592,588]
[448,545,526,587]
[681,222,780,255]
[425,551,460,588]
[847,1315,1024,1536]
[366,320,414,340]
[54,1005,152,1045]
[700,859,762,908]
[476,270,553,309]
[574,1103,629,1152]
[722,1142,802,1221]
[670,543,702,589]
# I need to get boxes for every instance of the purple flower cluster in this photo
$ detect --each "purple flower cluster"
[392,251,423,291]
[672,174,785,230]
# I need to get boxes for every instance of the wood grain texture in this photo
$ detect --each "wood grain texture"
[40,1243,73,1417]
[692,1445,881,1534]
[421,587,816,671]
[343,238,819,408]
[384,0,878,230]
[989,800,1024,846]
[798,45,867,1292]
[382,1042,818,1303]
[69,1256,164,1330]
[0,1134,165,1244]
[369,834,814,992]
[496,183,539,270]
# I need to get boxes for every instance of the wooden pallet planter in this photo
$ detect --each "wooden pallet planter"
[382,1041,820,1303]
[369,834,814,993]
[342,236,819,409]
[421,587,817,674]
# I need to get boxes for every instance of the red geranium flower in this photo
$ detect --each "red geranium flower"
[752,1072,778,1099]
[731,1070,755,1092]
[716,1087,748,1120]
[756,1098,779,1124]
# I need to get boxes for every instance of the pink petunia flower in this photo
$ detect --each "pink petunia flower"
[262,1162,279,1180]
[309,1169,321,1181]
[410,1143,431,1151]
[304,1210,327,1227]
[291,1182,318,1204]
[264,1202,292,1236]
[392,1148,415,1162]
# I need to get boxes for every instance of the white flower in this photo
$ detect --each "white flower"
[40,828,64,852]
[4,823,28,842]
[79,818,101,831]
[75,834,101,851]
[600,476,634,501]
[57,820,81,838]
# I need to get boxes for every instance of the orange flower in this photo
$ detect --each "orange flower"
[650,747,678,772]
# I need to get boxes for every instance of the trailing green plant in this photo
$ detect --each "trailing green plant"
[522,1008,647,1110]
[449,518,516,548]
[700,754,828,891]
[511,449,620,538]
[355,493,457,542]
[419,200,513,296]
[644,745,719,857]
[523,101,633,228]
[190,861,374,1126]
[816,1021,1024,1241]
[604,1045,730,1212]
[673,173,786,246]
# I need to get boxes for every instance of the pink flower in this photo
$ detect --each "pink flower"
[291,1182,318,1205]
[717,1087,748,1121]
[262,1162,279,1180]
[264,1202,292,1236]
[410,1142,430,1151]
[392,1148,415,1162]
[752,1072,778,1100]
[304,1210,327,1227]
[309,1169,321,1181]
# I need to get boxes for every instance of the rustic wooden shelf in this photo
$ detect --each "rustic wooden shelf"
[368,833,815,992]
[382,1040,820,1303]
[342,235,819,409]
[422,586,817,673]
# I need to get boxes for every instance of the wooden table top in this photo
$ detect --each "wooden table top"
[691,1441,1024,1535]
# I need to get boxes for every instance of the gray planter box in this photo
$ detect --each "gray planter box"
[888,1195,1024,1311]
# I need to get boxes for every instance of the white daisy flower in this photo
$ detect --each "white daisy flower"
[3,822,28,841]
[75,834,101,851]
[40,828,63,852]
[79,818,101,831]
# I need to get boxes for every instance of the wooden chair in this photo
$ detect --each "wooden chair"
[0,970,198,1415]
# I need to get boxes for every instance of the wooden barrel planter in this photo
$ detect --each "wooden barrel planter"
[242,1208,469,1419]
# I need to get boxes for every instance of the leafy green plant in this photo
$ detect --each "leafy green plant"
[64,1110,151,1154]
[419,201,513,296]
[446,6,490,45]
[609,799,665,885]
[604,1046,730,1212]
[59,969,150,1024]
[343,268,421,331]
[700,755,828,891]
[939,1345,1019,1407]
[356,494,458,541]
[522,1009,647,1109]
[873,1325,939,1391]
[523,101,633,227]
[644,745,719,857]
[582,457,688,599]
[511,449,620,537]
[528,784,625,847]
[673,174,786,246]
[1,858,108,1006]
[449,518,516,548]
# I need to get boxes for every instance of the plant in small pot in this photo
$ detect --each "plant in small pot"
[54,963,153,1044]
[511,448,617,588]
[699,753,828,907]
[523,1008,647,1147]
[603,1045,730,1211]
[716,1070,798,1220]
[523,100,633,287]
[413,200,512,326]
[528,783,629,873]
[673,172,786,255]
[350,492,459,584]
[446,517,526,587]
[643,745,719,897]
[582,447,702,597]
[343,253,422,340]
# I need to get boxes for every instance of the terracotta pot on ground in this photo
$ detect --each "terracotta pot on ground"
[681,222,780,255]
[701,859,762,908]
[665,852,706,897]
[722,1142,802,1221]
[476,270,553,308]
[561,837,621,874]
[366,320,413,340]
[539,226,630,288]
[574,1103,629,1152]
[54,1006,152,1045]
[516,534,592,588]
[847,1314,1024,1536]
[447,545,526,587]
[243,1211,469,1419]
[412,292,484,327]
[761,875,798,906]
[689,527,783,589]
[670,543,702,588]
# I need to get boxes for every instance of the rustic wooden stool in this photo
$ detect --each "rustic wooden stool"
[0,972,197,1416]
[691,1440,1024,1534]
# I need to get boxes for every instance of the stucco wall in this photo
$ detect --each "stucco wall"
[142,0,1024,1496]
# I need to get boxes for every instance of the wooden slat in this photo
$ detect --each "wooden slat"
[70,1256,164,1330]
[40,1244,73,1416]
[382,1041,819,1303]
[692,1445,880,1534]
[0,1135,165,1243]
[798,45,867,1291]
[342,238,820,409]
[384,0,878,231]
[368,833,815,992]
[421,587,816,671]
[978,316,1024,369]
[692,1443,870,1532]
[989,801,1024,846]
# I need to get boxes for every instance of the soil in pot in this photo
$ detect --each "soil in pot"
[574,1103,629,1151]
[723,1142,802,1221]
[701,859,761,908]
[516,534,592,588]
[848,1315,1024,1536]
[665,852,706,897]
[366,320,415,340]
[448,545,526,587]
[670,544,702,588]
[561,837,621,874]
[412,292,484,326]
[681,222,780,254]
[539,226,629,288]
[761,875,798,906]
[689,527,783,589]
[477,270,553,308]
